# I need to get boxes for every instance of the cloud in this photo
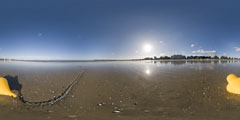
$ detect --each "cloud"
[234,47,240,52]
[192,49,216,55]
[191,44,195,48]
[38,32,43,37]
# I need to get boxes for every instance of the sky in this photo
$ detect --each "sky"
[1,0,240,60]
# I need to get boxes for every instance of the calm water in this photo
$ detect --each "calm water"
[0,60,240,120]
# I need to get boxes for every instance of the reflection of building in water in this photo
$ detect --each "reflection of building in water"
[154,61,171,64]
[153,61,187,65]
[171,55,186,59]
[212,60,219,64]
[187,60,219,64]
[220,60,228,64]
[171,61,186,65]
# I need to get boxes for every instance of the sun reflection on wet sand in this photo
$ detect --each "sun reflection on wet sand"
[145,68,151,75]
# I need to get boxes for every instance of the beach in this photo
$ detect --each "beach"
[1,60,240,120]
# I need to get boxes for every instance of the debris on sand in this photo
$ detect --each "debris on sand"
[144,109,150,113]
[112,110,121,113]
[112,107,121,113]
[97,102,106,106]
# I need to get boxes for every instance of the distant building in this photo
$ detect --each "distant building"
[171,55,186,59]
[187,56,195,59]
[160,56,171,59]
[212,56,219,59]
[154,56,157,60]
[187,56,211,59]
[143,55,238,60]
[220,56,228,59]
[144,57,153,60]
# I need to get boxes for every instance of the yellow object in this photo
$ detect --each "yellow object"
[226,74,240,94]
[0,77,17,98]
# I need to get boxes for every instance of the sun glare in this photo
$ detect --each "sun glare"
[143,44,152,53]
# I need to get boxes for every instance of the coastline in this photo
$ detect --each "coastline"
[2,59,239,63]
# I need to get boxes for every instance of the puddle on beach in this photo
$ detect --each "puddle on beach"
[0,60,240,120]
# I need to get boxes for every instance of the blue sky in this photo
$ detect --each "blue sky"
[1,0,240,60]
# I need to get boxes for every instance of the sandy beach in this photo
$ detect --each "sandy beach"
[0,60,240,120]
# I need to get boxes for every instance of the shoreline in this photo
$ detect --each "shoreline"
[0,59,239,63]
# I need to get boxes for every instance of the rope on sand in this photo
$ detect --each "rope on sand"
[18,71,84,106]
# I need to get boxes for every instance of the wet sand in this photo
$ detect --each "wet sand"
[1,60,240,120]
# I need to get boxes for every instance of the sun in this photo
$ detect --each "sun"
[143,44,152,53]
